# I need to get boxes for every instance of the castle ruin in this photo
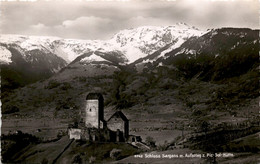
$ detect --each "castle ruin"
[68,93,131,142]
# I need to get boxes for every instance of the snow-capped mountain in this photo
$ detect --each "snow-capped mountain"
[0,23,206,90]
[144,28,259,80]
[163,28,259,60]
[0,23,204,65]
[110,23,204,63]
[53,51,120,81]
[0,39,67,73]
[0,45,12,64]
[0,38,67,91]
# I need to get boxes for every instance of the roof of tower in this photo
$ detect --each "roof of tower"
[107,111,128,122]
[86,93,104,100]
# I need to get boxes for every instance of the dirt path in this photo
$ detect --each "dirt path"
[52,139,75,164]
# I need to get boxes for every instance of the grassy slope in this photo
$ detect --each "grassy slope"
[2,66,259,139]
[10,136,71,163]
[8,136,138,164]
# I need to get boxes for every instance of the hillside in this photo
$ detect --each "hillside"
[0,44,67,92]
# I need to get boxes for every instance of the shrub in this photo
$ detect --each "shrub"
[110,148,122,160]
[45,80,61,89]
[89,156,96,163]
[157,141,168,151]
[116,98,134,109]
[145,136,156,148]
[72,154,82,164]
[1,132,40,162]
[78,76,87,83]
[157,144,168,151]
[57,130,65,139]
[60,82,72,90]
[186,101,195,108]
[2,104,20,114]
[55,98,76,111]
[199,120,210,134]
[41,158,48,164]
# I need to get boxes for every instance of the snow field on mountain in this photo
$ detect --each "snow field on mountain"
[0,46,12,64]
[0,23,205,65]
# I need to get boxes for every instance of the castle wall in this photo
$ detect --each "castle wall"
[85,100,99,128]
[68,128,81,140]
[107,118,125,134]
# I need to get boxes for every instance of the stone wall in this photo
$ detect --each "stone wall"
[107,118,125,134]
[85,100,99,128]
[68,128,81,140]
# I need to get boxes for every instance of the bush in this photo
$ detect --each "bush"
[41,158,48,164]
[2,132,40,163]
[157,141,168,151]
[199,120,210,134]
[57,130,65,139]
[145,136,156,148]
[2,104,20,114]
[89,156,96,163]
[45,80,61,89]
[72,154,82,164]
[110,148,122,160]
[78,76,87,83]
[55,98,77,111]
[186,101,195,108]
[116,98,134,109]
[60,82,72,90]
[192,109,207,117]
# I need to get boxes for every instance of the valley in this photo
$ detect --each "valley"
[1,25,259,163]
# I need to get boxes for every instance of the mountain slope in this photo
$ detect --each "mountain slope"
[0,43,67,92]
[157,28,259,80]
[109,23,204,63]
[134,27,259,112]
[136,28,259,78]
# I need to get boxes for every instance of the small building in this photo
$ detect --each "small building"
[107,111,129,141]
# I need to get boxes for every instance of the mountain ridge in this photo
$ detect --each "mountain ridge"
[0,23,204,65]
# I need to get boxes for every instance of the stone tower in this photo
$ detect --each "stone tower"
[85,93,104,129]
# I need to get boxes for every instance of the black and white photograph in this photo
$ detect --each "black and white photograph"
[0,0,259,163]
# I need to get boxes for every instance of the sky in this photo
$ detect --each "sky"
[0,0,259,40]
